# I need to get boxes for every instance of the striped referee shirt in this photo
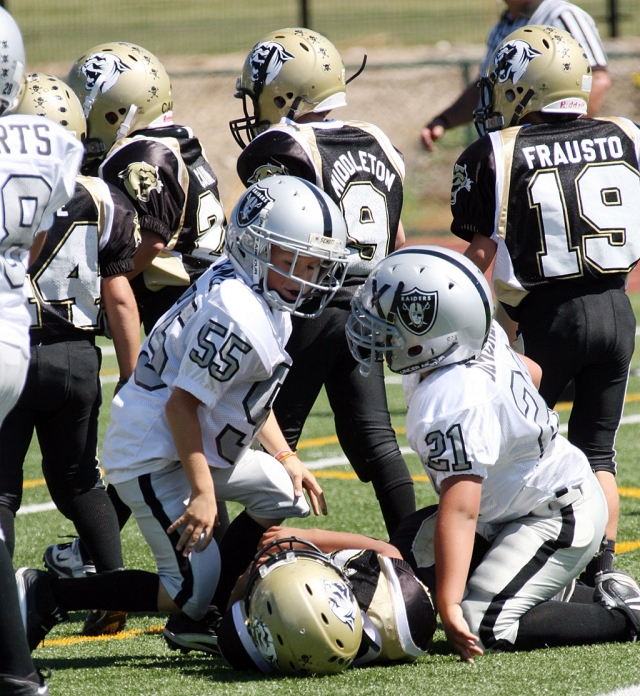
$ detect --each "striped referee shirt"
[480,0,608,76]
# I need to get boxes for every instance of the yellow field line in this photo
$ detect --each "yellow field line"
[37,624,163,648]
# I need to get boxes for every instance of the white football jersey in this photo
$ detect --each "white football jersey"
[403,323,592,524]
[102,256,292,484]
[0,115,84,352]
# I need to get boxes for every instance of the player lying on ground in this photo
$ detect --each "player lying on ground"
[346,245,640,661]
[216,526,436,675]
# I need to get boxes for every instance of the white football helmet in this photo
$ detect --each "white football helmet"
[0,6,25,116]
[218,538,363,676]
[15,74,87,142]
[225,175,349,317]
[67,42,173,156]
[346,246,494,375]
[474,25,592,136]
[230,27,347,148]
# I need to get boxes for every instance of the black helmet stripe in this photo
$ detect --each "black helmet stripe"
[297,178,333,237]
[393,247,493,335]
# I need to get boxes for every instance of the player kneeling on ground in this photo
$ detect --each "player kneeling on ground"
[15,176,349,654]
[217,528,436,675]
[346,246,640,660]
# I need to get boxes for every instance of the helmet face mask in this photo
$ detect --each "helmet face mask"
[347,246,494,375]
[67,42,173,156]
[242,537,363,676]
[474,25,592,136]
[230,28,347,149]
[15,73,87,142]
[226,176,349,317]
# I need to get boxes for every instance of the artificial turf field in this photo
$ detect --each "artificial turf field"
[11,292,640,696]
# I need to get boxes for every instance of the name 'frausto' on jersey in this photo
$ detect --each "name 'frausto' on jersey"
[330,149,397,197]
[520,135,625,170]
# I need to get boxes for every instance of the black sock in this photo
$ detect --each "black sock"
[67,489,124,572]
[212,511,266,611]
[375,479,416,537]
[0,506,15,559]
[514,600,629,650]
[0,540,34,676]
[50,569,160,613]
[214,500,230,544]
[581,539,616,586]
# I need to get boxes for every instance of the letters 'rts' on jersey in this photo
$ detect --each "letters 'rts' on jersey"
[237,119,405,280]
[450,117,640,315]
[0,115,84,353]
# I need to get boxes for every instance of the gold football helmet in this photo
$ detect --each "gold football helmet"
[474,25,592,136]
[15,74,87,141]
[239,538,363,676]
[67,42,173,155]
[230,27,347,148]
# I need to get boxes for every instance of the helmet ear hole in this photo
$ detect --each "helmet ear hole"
[505,89,516,103]
[105,111,119,125]
[408,346,423,357]
[273,96,286,109]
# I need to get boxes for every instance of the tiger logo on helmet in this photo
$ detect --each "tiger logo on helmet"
[248,41,295,86]
[80,52,131,97]
[494,39,542,85]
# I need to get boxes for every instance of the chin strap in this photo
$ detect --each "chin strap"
[116,104,138,140]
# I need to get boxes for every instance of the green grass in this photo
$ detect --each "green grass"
[11,293,640,695]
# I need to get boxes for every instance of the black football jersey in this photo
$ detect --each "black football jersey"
[99,125,226,291]
[237,119,405,279]
[27,176,139,342]
[451,117,640,308]
[328,548,435,660]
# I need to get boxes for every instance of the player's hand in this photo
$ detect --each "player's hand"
[259,525,302,548]
[421,122,445,151]
[167,491,218,557]
[281,455,328,516]
[440,603,483,663]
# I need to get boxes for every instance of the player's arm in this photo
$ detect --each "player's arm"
[257,410,327,516]
[101,274,140,387]
[125,227,166,280]
[259,526,403,559]
[588,68,611,116]
[422,81,480,151]
[464,233,497,273]
[394,220,406,250]
[435,473,484,663]
[165,386,218,555]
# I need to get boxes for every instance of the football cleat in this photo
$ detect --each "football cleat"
[43,538,96,579]
[15,568,68,651]
[82,609,128,636]
[163,606,222,655]
[0,668,51,695]
[594,570,640,639]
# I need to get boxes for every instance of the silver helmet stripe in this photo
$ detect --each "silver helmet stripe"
[297,178,333,237]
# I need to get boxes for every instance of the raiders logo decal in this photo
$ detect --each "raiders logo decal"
[398,289,438,336]
[248,41,295,85]
[237,184,274,226]
[451,163,473,205]
[247,163,287,184]
[79,52,131,95]
[118,162,163,202]
[494,39,541,85]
